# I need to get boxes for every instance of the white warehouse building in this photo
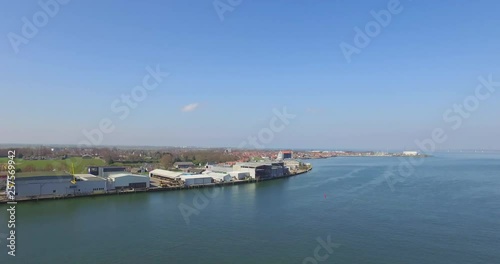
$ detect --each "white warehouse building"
[229,171,251,180]
[149,169,188,180]
[203,172,232,183]
[108,173,150,189]
[179,174,213,186]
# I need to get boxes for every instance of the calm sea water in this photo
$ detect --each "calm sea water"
[1,153,499,264]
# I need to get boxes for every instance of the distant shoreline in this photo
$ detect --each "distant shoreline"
[301,154,430,159]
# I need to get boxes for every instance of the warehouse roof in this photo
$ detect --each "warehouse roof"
[208,166,233,173]
[108,173,148,179]
[203,172,229,177]
[75,174,106,181]
[229,171,250,175]
[236,162,272,168]
[149,169,187,179]
[179,174,212,180]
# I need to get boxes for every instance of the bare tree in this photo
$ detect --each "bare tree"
[160,154,174,169]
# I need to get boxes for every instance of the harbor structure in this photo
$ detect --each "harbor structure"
[179,174,213,186]
[277,151,284,161]
[232,161,286,179]
[204,165,252,180]
[15,172,107,198]
[202,172,232,183]
[2,163,313,203]
[229,171,250,180]
[149,169,188,180]
[108,173,150,189]
[88,166,127,178]
[206,165,233,174]
[277,150,293,160]
[284,159,301,172]
[14,167,150,199]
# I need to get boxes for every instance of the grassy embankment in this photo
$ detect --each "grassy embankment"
[0,157,108,174]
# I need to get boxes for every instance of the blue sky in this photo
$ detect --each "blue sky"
[1,0,499,150]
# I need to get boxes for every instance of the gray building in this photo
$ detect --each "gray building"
[174,162,194,169]
[88,166,127,178]
[207,165,233,174]
[233,162,285,179]
[15,172,107,198]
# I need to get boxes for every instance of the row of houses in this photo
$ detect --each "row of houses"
[12,167,150,199]
[150,160,303,186]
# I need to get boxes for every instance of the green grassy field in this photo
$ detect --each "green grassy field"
[0,157,107,174]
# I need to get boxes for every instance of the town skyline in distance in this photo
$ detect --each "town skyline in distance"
[0,143,498,153]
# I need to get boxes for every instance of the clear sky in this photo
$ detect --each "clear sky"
[1,0,499,150]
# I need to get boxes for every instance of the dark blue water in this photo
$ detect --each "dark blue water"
[1,153,499,263]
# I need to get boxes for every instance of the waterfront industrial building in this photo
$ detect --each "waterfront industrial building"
[149,169,188,180]
[15,172,107,198]
[277,150,293,160]
[229,171,250,180]
[283,160,301,172]
[2,158,312,202]
[11,160,302,199]
[205,165,251,180]
[206,165,233,174]
[202,171,232,183]
[14,167,150,199]
[233,161,286,179]
[88,166,127,178]
[179,174,213,186]
[108,173,150,189]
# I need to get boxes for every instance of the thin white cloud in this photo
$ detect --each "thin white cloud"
[181,103,199,112]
